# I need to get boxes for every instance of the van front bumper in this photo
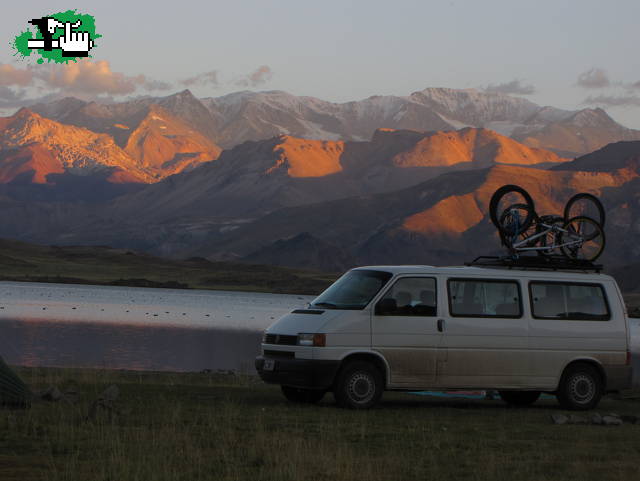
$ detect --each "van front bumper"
[255,356,340,390]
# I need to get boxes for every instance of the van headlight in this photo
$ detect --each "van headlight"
[298,333,326,347]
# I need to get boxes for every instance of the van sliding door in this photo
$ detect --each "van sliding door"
[440,278,529,389]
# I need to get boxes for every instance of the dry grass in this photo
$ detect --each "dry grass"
[0,239,336,294]
[1,367,640,481]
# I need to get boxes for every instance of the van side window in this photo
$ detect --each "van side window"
[529,282,610,321]
[448,279,521,318]
[375,278,437,317]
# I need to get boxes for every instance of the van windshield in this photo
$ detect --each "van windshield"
[311,270,393,310]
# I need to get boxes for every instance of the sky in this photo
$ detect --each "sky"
[1,0,640,127]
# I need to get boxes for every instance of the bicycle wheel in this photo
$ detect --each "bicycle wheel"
[490,185,536,237]
[558,216,606,261]
[499,204,539,249]
[536,214,564,256]
[564,193,605,228]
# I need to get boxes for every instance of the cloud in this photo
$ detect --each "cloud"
[248,65,273,86]
[484,79,535,95]
[181,70,219,87]
[235,65,273,87]
[583,94,640,108]
[0,86,28,108]
[0,61,176,113]
[0,64,33,87]
[33,60,149,95]
[141,79,173,91]
[576,68,610,89]
[0,89,84,110]
[0,60,172,97]
[184,66,273,89]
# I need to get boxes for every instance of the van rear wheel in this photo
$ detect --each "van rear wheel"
[281,386,325,404]
[333,361,383,409]
[556,363,603,411]
[498,390,541,406]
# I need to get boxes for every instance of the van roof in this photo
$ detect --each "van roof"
[352,265,614,281]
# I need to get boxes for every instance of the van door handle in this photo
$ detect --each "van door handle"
[437,319,445,332]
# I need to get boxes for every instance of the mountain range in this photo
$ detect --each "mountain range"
[0,105,221,202]
[191,142,639,270]
[105,127,568,222]
[0,87,639,275]
[29,87,640,158]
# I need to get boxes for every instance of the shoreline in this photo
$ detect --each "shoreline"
[0,274,329,295]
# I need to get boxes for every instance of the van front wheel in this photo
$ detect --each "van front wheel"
[498,390,541,406]
[556,363,603,411]
[333,361,383,409]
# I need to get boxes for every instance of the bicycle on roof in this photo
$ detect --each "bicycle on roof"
[489,185,606,262]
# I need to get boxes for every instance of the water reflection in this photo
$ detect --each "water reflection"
[0,318,262,372]
[0,282,314,372]
[0,281,313,330]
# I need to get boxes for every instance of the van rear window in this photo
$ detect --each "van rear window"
[448,279,522,318]
[529,282,610,321]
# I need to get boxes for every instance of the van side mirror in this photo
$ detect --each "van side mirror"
[375,298,397,315]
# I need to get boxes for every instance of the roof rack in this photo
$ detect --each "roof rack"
[466,255,603,273]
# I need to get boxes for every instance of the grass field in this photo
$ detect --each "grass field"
[2,367,640,481]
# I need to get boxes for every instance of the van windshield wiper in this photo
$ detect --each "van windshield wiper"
[312,302,338,309]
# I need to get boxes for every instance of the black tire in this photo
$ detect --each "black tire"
[498,203,538,248]
[498,390,541,406]
[564,193,605,228]
[556,363,603,411]
[558,216,606,261]
[333,361,384,409]
[490,185,536,237]
[281,385,326,404]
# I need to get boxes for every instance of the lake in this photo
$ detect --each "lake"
[0,282,313,372]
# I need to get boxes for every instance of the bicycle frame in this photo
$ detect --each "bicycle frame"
[506,218,583,253]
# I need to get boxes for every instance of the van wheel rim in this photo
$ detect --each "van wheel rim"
[569,374,595,403]
[348,372,375,403]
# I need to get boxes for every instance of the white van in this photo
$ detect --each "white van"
[255,265,632,410]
